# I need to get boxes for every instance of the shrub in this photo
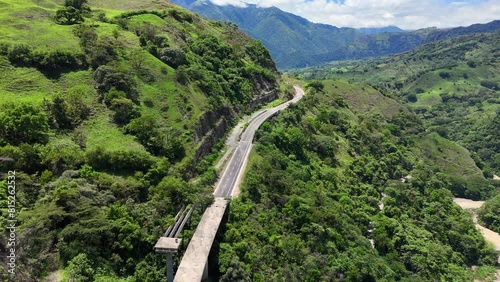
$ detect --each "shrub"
[407,93,418,103]
[109,98,140,125]
[439,72,451,79]
[45,90,91,130]
[175,66,189,84]
[305,80,324,92]
[32,50,86,70]
[467,61,477,68]
[166,9,193,23]
[55,7,84,25]
[93,66,138,102]
[7,44,33,65]
[0,103,49,145]
[480,80,498,90]
[159,47,187,68]
[86,147,155,172]
[75,24,98,49]
[39,140,85,173]
[0,144,41,173]
[0,42,9,55]
[103,88,126,105]
[86,38,118,69]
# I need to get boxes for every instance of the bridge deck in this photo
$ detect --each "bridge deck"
[174,198,228,282]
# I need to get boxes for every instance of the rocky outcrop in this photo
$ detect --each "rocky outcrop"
[193,107,231,143]
[194,116,228,163]
[249,90,278,111]
[191,76,278,167]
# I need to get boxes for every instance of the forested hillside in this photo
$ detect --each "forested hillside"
[218,81,499,281]
[297,31,500,192]
[0,0,281,280]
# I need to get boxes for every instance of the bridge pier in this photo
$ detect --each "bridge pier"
[166,253,173,282]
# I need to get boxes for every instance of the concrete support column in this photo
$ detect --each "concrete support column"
[166,253,173,282]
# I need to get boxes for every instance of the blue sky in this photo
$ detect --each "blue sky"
[209,0,500,29]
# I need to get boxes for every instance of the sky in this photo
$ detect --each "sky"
[209,0,500,29]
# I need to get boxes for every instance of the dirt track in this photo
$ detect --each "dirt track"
[454,198,500,251]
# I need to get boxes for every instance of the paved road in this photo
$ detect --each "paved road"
[214,85,304,197]
[174,86,305,282]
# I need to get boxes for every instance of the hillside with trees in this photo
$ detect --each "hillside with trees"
[171,0,500,69]
[0,0,281,280]
[218,81,499,281]
[0,0,499,281]
[297,31,500,188]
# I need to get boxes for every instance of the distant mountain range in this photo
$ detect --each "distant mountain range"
[171,0,500,69]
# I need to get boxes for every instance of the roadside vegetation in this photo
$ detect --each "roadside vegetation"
[219,82,498,281]
[296,31,500,198]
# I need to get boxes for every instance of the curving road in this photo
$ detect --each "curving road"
[174,86,304,282]
[214,85,304,197]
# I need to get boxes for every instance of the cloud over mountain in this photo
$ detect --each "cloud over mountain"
[207,0,500,29]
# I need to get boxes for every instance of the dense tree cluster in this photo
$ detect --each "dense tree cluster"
[218,88,498,281]
[478,193,500,233]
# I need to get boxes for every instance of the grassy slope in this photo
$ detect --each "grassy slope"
[0,0,270,158]
[0,1,282,280]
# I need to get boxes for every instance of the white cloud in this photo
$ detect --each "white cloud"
[207,0,500,29]
[211,0,248,7]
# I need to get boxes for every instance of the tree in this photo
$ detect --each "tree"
[67,253,95,282]
[305,80,324,92]
[55,7,84,25]
[220,258,250,282]
[45,89,91,130]
[0,103,49,145]
[159,47,187,68]
[110,98,140,125]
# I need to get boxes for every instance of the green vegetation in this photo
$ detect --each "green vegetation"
[478,193,500,233]
[218,85,498,281]
[297,31,500,186]
[0,0,279,280]
[172,1,500,69]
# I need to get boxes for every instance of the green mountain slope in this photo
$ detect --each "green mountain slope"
[171,0,500,69]
[217,81,498,281]
[0,0,282,280]
[298,31,500,178]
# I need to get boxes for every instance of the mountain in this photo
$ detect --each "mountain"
[297,30,500,181]
[171,0,500,69]
[359,26,405,34]
[0,0,281,280]
[171,0,366,68]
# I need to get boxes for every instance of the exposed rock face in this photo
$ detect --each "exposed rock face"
[193,107,231,143]
[191,73,278,170]
[249,90,278,111]
[194,116,228,163]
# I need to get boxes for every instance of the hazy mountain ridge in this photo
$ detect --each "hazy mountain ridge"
[172,0,500,69]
